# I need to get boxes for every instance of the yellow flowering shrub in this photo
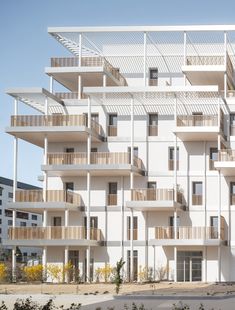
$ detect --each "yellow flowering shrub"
[0,263,7,282]
[95,264,114,282]
[47,264,63,282]
[23,264,43,282]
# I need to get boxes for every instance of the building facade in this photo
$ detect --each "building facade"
[0,177,42,261]
[4,25,235,282]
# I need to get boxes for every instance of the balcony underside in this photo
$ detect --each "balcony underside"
[42,164,144,177]
[126,200,184,211]
[214,161,235,176]
[7,202,80,214]
[182,65,225,89]
[174,127,220,141]
[45,68,121,91]
[149,239,225,246]
[3,239,100,247]
[6,126,103,147]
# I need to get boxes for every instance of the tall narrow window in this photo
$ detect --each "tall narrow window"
[192,112,203,126]
[210,216,218,239]
[149,68,158,86]
[127,250,138,281]
[65,182,74,203]
[209,148,218,170]
[127,216,138,240]
[147,181,156,200]
[148,114,158,136]
[108,182,117,205]
[230,114,235,135]
[168,147,179,171]
[108,114,117,136]
[65,148,74,164]
[230,182,235,205]
[84,216,98,240]
[192,182,203,205]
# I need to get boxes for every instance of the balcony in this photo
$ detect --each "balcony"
[7,190,82,213]
[46,56,127,91]
[174,114,222,141]
[7,114,104,147]
[126,188,184,211]
[42,152,145,177]
[5,226,101,246]
[214,149,235,175]
[182,54,234,90]
[149,225,225,246]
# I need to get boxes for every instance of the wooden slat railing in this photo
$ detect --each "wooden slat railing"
[9,226,101,241]
[177,115,218,127]
[155,226,223,240]
[131,188,183,204]
[15,190,81,205]
[218,149,235,161]
[47,153,88,165]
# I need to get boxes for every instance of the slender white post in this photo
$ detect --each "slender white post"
[174,246,177,282]
[130,96,134,166]
[218,245,221,281]
[13,99,18,275]
[174,210,177,240]
[12,246,16,282]
[174,96,178,201]
[42,246,47,281]
[183,31,187,85]
[130,209,134,281]
[64,246,69,283]
[121,176,124,260]
[65,209,69,227]
[43,210,47,227]
[79,33,82,67]
[203,141,207,239]
[224,31,227,98]
[78,75,82,100]
[43,135,48,202]
[143,32,147,86]
[203,246,207,282]
[49,76,54,94]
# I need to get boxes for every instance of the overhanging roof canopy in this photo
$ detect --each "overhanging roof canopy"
[6,88,64,113]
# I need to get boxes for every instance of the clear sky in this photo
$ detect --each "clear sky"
[1,0,235,186]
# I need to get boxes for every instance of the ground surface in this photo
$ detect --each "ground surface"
[1,283,235,309]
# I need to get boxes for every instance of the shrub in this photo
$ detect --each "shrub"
[113,258,125,294]
[47,264,63,283]
[156,265,168,281]
[0,263,7,283]
[23,265,43,282]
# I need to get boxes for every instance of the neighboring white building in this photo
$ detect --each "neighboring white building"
[0,177,42,261]
[4,25,235,282]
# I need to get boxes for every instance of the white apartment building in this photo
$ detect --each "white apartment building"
[0,177,42,261]
[5,25,235,282]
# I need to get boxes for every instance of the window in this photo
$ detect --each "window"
[0,210,2,215]
[8,220,12,226]
[0,187,2,196]
[17,211,29,220]
[91,148,98,152]
[192,182,203,205]
[147,182,156,200]
[210,216,218,239]
[149,68,158,86]
[31,214,37,221]
[231,114,235,135]
[65,148,74,153]
[32,223,37,227]
[148,114,158,136]
[128,147,138,158]
[0,219,2,224]
[209,148,218,170]
[230,182,235,205]
[0,200,2,205]
[108,182,117,205]
[5,209,12,217]
[192,112,203,126]
[31,253,37,258]
[52,217,62,226]
[108,114,117,136]
[127,216,138,240]
[127,250,138,281]
[169,147,179,170]
[0,228,2,234]
[20,222,26,227]
[84,216,98,239]
[8,192,13,199]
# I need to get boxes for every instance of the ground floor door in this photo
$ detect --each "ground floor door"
[177,251,202,282]
[127,250,138,281]
[68,250,79,282]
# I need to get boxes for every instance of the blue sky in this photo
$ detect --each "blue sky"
[1,0,235,186]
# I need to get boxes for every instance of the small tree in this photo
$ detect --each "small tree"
[114,258,125,294]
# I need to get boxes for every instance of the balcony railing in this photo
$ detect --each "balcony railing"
[192,194,203,205]
[47,152,144,170]
[107,194,117,206]
[177,115,218,127]
[15,190,81,205]
[148,125,158,136]
[127,229,138,240]
[9,226,101,241]
[155,226,224,240]
[108,125,117,136]
[218,149,235,161]
[131,188,183,204]
[10,115,103,136]
[168,159,179,171]
[51,57,127,86]
[186,55,225,66]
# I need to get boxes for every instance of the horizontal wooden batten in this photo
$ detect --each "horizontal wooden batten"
[15,190,81,205]
[131,188,183,204]
[9,226,101,241]
[177,115,218,127]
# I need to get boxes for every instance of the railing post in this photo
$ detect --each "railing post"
[143,31,147,86]
[130,208,134,282]
[183,31,187,86]
[79,33,82,67]
[224,31,227,99]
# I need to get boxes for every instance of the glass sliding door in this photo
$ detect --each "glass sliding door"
[177,251,202,282]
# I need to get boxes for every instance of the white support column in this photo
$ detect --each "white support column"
[12,246,16,282]
[42,246,47,281]
[143,32,147,86]
[203,246,207,282]
[130,96,134,166]
[203,141,207,238]
[43,135,48,202]
[174,210,177,240]
[13,99,18,231]
[43,210,47,227]
[49,76,54,94]
[64,246,69,283]
[174,96,178,200]
[65,209,69,227]
[224,31,227,98]
[121,176,124,260]
[79,33,82,67]
[130,208,134,282]
[78,75,82,100]
[145,211,148,272]
[183,31,187,86]
[218,245,221,282]
[174,246,177,282]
